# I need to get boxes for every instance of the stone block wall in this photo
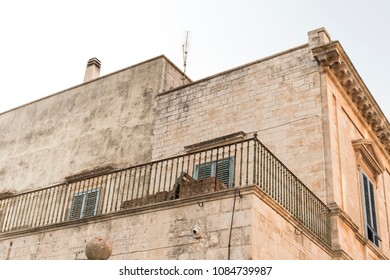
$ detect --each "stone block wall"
[153,45,327,202]
[325,74,390,259]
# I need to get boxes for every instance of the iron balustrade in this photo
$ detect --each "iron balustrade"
[0,137,331,245]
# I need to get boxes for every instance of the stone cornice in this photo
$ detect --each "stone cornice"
[312,42,390,157]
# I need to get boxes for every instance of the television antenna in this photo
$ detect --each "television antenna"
[182,30,190,82]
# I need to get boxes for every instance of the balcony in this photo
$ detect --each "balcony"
[0,136,331,246]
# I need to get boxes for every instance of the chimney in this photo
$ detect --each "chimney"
[83,57,101,82]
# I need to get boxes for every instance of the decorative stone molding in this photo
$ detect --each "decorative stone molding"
[184,131,247,152]
[352,139,384,178]
[0,190,17,200]
[312,42,390,157]
[65,164,117,183]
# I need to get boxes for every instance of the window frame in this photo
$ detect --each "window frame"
[360,170,380,247]
[69,188,100,220]
[0,209,3,230]
[194,157,235,188]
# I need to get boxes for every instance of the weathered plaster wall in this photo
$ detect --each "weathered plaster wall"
[0,187,331,260]
[0,57,185,193]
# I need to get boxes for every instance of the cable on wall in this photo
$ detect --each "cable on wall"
[228,188,242,260]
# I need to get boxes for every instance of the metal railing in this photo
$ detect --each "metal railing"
[0,137,331,245]
[252,135,331,245]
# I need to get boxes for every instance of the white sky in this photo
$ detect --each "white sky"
[0,0,389,118]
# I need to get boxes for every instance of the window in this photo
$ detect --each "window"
[69,189,100,220]
[353,139,383,247]
[194,157,235,188]
[361,172,380,246]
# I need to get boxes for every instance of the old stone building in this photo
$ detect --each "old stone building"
[1,28,389,260]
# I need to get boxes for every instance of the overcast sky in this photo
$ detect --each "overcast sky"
[1,0,389,118]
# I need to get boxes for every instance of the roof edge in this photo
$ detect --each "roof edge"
[0,55,183,116]
[158,43,309,96]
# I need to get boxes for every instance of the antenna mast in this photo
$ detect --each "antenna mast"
[182,31,190,82]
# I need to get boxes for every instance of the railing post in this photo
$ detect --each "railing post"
[253,139,257,186]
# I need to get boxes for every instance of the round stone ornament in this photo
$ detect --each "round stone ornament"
[85,236,112,260]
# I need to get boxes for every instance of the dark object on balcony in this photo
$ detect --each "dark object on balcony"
[121,172,227,209]
[179,176,227,198]
[121,191,169,209]
[167,172,194,200]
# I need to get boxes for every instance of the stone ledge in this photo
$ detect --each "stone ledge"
[0,187,240,241]
[327,202,388,260]
[0,190,17,200]
[366,239,388,260]
[65,164,117,183]
[184,131,247,152]
[328,202,359,233]
[331,249,353,260]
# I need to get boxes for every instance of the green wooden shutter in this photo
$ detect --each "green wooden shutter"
[69,189,100,220]
[215,158,231,187]
[196,162,213,179]
[83,190,100,218]
[69,193,84,220]
[195,157,235,187]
